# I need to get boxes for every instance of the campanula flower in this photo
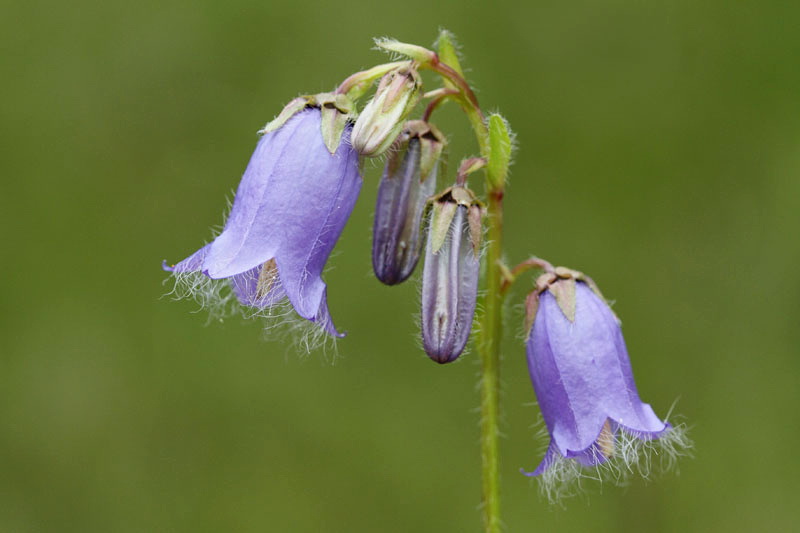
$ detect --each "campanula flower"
[523,268,690,499]
[164,105,361,337]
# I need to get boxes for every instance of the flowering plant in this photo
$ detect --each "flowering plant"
[163,31,690,531]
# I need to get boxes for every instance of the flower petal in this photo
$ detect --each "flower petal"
[163,243,211,273]
[203,109,323,279]
[273,130,362,321]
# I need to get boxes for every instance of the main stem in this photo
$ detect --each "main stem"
[462,92,505,533]
[478,187,504,533]
[426,56,506,532]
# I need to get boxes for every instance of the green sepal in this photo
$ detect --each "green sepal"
[573,270,620,324]
[549,277,577,322]
[413,121,445,183]
[321,104,349,154]
[467,203,484,256]
[259,97,311,135]
[429,200,458,254]
[530,266,619,325]
[419,136,443,184]
[487,114,513,190]
[375,38,436,63]
[523,290,540,336]
[449,186,475,207]
[316,92,355,154]
[384,135,411,179]
[428,185,482,255]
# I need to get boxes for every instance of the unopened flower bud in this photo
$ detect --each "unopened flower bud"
[421,187,483,363]
[372,121,444,285]
[351,67,421,157]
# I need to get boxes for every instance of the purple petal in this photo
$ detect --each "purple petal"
[203,110,324,279]
[163,107,362,336]
[163,244,211,273]
[312,289,344,338]
[272,128,361,322]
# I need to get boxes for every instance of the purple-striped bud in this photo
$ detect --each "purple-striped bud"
[351,66,421,157]
[372,121,444,285]
[421,186,484,364]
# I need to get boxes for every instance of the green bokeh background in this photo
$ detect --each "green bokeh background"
[3,1,799,531]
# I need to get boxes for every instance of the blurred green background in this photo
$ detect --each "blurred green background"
[2,0,799,531]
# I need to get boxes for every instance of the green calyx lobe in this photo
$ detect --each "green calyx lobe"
[259,92,356,154]
[525,267,616,332]
[429,186,484,256]
[387,120,445,184]
[375,38,437,63]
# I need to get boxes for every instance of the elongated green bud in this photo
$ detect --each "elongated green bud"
[351,67,421,157]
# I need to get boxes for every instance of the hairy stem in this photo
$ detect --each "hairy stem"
[478,186,504,533]
[433,67,504,533]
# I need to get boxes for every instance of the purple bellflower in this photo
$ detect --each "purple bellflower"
[523,267,690,499]
[163,104,361,337]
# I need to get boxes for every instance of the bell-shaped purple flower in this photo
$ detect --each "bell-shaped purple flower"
[164,107,362,336]
[523,269,689,495]
[372,121,443,285]
[420,187,483,363]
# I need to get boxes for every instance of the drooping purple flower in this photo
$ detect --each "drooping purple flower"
[372,120,443,285]
[163,107,362,336]
[420,187,483,363]
[523,269,689,494]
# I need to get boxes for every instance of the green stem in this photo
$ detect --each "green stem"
[478,187,504,533]
[427,57,505,533]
